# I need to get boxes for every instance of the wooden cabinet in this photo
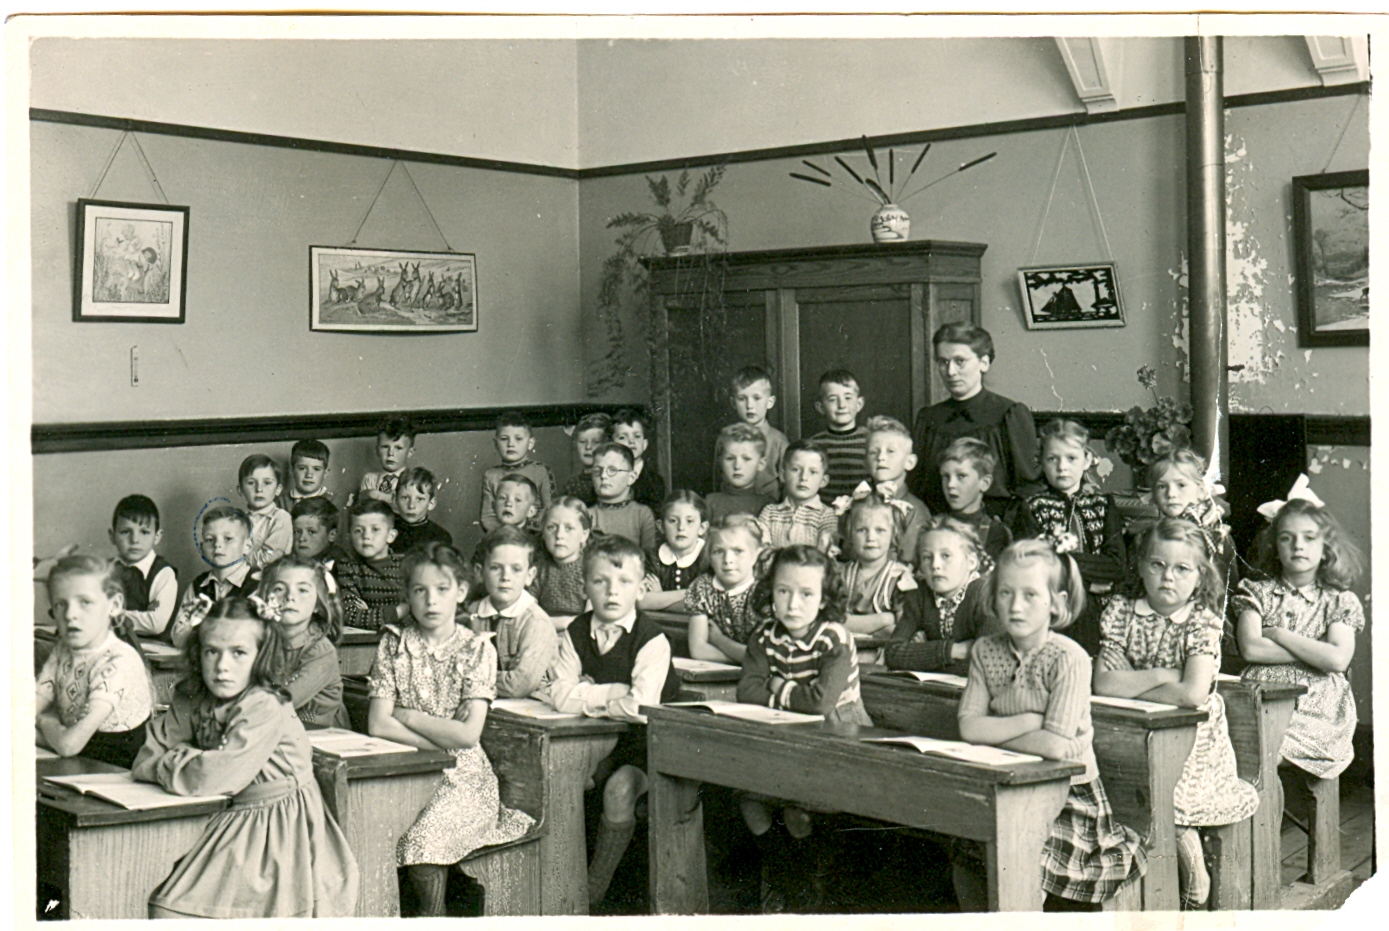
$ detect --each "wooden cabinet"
[646,241,986,493]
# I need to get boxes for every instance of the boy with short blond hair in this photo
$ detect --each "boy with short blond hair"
[759,441,838,552]
[936,437,1012,563]
[281,438,333,511]
[291,497,349,571]
[337,499,409,631]
[835,416,931,564]
[707,423,776,523]
[169,506,261,647]
[468,526,557,700]
[810,369,871,501]
[109,494,178,638]
[480,411,556,531]
[714,366,786,500]
[358,415,417,506]
[392,467,453,554]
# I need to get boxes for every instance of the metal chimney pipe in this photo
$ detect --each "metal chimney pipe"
[1185,36,1229,477]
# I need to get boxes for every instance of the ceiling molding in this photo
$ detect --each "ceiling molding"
[1054,37,1123,115]
[1304,37,1368,86]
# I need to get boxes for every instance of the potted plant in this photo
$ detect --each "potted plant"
[589,166,728,396]
[1104,365,1194,484]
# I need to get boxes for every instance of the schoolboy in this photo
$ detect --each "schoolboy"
[838,416,931,565]
[559,412,612,505]
[336,499,409,631]
[588,443,658,552]
[480,411,556,531]
[715,366,786,499]
[810,369,871,501]
[108,494,178,638]
[548,534,680,906]
[706,423,775,523]
[281,438,334,511]
[759,441,838,552]
[169,506,261,647]
[489,473,542,532]
[612,408,666,511]
[238,453,292,569]
[936,437,1012,563]
[291,497,350,571]
[468,526,558,700]
[391,467,454,554]
[358,415,417,506]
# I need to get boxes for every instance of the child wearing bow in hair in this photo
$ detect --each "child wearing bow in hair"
[1236,476,1366,824]
[833,416,931,564]
[840,493,918,638]
[253,556,351,729]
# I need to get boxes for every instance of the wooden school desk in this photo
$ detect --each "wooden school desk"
[486,708,629,914]
[644,705,1083,913]
[1217,678,1309,909]
[338,626,381,677]
[859,672,1208,911]
[36,756,228,919]
[309,742,455,916]
[672,658,740,702]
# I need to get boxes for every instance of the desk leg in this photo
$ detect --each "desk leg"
[648,768,707,914]
[342,772,443,916]
[542,734,618,915]
[1251,699,1295,908]
[1142,727,1194,911]
[987,781,1069,912]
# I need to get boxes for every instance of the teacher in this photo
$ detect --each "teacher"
[908,323,1043,517]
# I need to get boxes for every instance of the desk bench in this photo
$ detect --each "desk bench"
[645,704,1083,912]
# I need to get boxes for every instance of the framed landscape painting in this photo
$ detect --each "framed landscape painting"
[310,246,478,333]
[1293,169,1368,347]
[73,199,189,323]
[1016,263,1125,330]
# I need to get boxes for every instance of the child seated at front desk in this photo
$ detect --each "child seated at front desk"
[884,516,991,676]
[548,534,680,908]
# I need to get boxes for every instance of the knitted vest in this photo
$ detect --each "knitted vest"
[569,611,681,703]
[121,555,176,611]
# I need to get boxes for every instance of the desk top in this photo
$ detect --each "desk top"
[36,757,230,827]
[310,745,455,780]
[490,708,630,738]
[644,705,1084,787]
[340,627,382,646]
[1217,678,1307,703]
[861,672,1208,731]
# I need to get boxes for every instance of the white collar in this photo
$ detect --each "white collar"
[1133,597,1195,626]
[476,591,538,619]
[591,610,637,635]
[248,502,282,517]
[782,496,827,511]
[713,574,756,597]
[658,538,705,568]
[122,550,158,576]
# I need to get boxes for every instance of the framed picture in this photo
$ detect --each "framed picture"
[1016,263,1125,330]
[310,246,478,333]
[73,199,189,323]
[1292,169,1368,347]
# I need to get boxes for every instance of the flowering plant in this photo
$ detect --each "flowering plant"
[1104,366,1194,475]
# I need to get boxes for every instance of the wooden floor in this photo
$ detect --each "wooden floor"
[1280,780,1375,892]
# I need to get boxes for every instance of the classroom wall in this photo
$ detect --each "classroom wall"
[31,425,581,623]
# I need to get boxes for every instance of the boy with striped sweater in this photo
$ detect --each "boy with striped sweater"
[809,370,870,502]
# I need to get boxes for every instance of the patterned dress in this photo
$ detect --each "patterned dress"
[532,553,588,617]
[1098,596,1259,826]
[1235,577,1366,779]
[685,574,763,645]
[368,624,535,865]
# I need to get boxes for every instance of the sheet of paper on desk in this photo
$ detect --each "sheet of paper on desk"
[140,640,183,658]
[1090,695,1178,712]
[341,626,374,636]
[672,657,741,674]
[666,700,823,725]
[35,745,59,759]
[862,736,1042,765]
[491,698,583,719]
[886,671,968,687]
[1215,673,1241,683]
[44,772,229,810]
[306,728,418,756]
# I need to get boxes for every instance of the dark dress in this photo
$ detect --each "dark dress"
[909,389,1043,517]
[883,576,995,676]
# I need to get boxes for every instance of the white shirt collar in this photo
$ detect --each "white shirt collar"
[658,538,706,568]
[122,550,158,576]
[592,609,638,635]
[476,590,538,619]
[713,574,756,597]
[1134,597,1195,626]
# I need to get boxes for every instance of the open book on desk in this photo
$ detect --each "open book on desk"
[861,735,1042,766]
[879,670,969,688]
[491,698,582,720]
[671,657,741,675]
[306,728,418,756]
[43,772,230,810]
[665,700,823,726]
[1089,695,1178,712]
[139,639,183,659]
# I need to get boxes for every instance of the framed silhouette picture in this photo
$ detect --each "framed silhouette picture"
[73,199,189,323]
[1016,263,1125,330]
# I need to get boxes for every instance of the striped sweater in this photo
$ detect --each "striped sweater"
[738,618,870,723]
[810,425,871,501]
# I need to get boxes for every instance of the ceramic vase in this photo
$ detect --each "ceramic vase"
[870,204,910,243]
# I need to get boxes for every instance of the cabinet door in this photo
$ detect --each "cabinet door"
[795,284,915,440]
[666,289,771,495]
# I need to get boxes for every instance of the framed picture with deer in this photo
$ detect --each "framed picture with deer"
[309,246,478,333]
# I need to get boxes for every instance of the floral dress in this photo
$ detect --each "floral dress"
[684,574,763,645]
[368,624,535,865]
[1235,578,1366,779]
[1099,596,1259,826]
[532,553,588,617]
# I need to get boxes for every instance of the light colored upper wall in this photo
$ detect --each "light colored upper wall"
[29,38,581,169]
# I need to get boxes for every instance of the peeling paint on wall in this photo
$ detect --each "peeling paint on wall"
[1224,134,1278,409]
[1165,258,1191,388]
[1308,445,1368,475]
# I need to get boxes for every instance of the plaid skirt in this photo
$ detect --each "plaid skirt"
[1041,777,1147,904]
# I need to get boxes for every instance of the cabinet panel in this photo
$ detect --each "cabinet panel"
[796,294,914,440]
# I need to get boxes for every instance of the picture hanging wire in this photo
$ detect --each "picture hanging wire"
[346,159,455,253]
[1320,93,1362,174]
[88,131,170,205]
[1027,124,1113,266]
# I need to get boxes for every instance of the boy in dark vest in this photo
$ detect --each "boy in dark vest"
[548,534,680,908]
[109,495,178,639]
